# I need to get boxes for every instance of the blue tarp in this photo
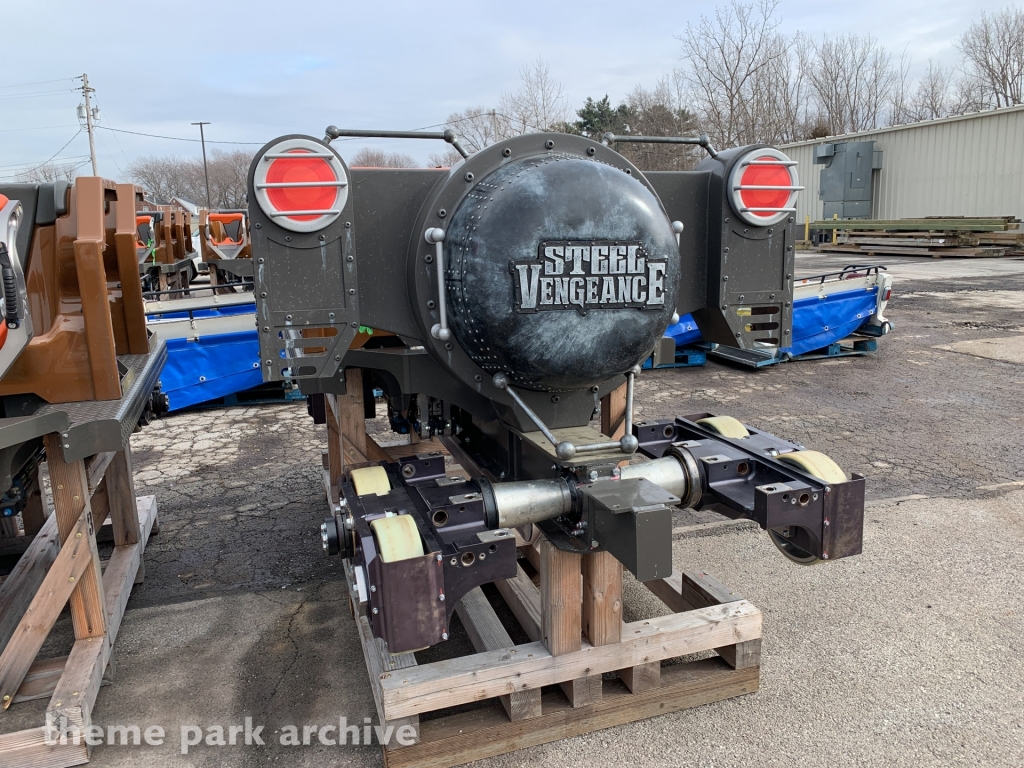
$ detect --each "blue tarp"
[158,329,262,411]
[784,286,878,357]
[669,286,879,358]
[664,316,703,347]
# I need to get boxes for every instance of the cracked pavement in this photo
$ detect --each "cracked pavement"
[4,253,1023,767]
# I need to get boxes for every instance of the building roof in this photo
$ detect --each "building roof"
[781,103,1024,150]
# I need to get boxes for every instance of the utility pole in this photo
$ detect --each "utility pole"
[491,109,498,144]
[80,73,98,176]
[192,121,212,208]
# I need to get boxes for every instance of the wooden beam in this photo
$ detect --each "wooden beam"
[46,496,156,738]
[13,656,113,705]
[0,725,88,768]
[540,540,581,656]
[42,437,106,642]
[325,395,344,495]
[104,450,140,547]
[354,614,420,747]
[643,570,761,670]
[0,511,96,708]
[600,383,628,440]
[84,451,115,493]
[19,465,45,537]
[494,565,541,643]
[379,600,761,720]
[455,588,542,721]
[582,551,621,646]
[0,515,59,654]
[382,661,758,768]
[338,369,368,462]
[578,551,624,703]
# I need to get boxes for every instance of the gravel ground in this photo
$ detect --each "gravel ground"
[4,253,1023,766]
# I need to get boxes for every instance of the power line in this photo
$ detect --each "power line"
[0,89,77,101]
[0,77,78,90]
[97,125,264,145]
[0,155,89,171]
[0,124,79,133]
[1,130,84,175]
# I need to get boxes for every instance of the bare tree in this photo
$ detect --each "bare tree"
[676,0,805,147]
[949,75,992,114]
[348,148,418,168]
[127,149,252,208]
[499,59,570,135]
[15,161,83,183]
[615,76,701,170]
[427,148,466,168]
[442,61,569,153]
[957,6,1024,108]
[443,106,506,153]
[889,51,914,125]
[806,34,897,134]
[910,60,956,120]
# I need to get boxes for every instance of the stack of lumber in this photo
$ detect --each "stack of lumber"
[811,217,1023,258]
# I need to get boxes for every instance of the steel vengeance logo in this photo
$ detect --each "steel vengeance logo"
[512,240,667,315]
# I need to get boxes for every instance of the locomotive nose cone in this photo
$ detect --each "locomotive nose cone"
[444,154,679,392]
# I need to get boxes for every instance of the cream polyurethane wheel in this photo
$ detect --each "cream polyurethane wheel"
[350,465,391,497]
[769,450,848,565]
[777,450,848,484]
[370,515,425,563]
[696,415,750,438]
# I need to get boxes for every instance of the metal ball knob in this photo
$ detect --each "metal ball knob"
[671,220,684,234]
[492,373,509,390]
[430,324,451,341]
[670,312,680,325]
[619,434,639,454]
[555,441,576,461]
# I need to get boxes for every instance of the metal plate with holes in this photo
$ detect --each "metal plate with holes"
[247,135,359,382]
[0,340,168,460]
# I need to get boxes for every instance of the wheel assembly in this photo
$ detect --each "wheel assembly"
[769,450,849,565]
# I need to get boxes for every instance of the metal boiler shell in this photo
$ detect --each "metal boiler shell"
[444,155,679,392]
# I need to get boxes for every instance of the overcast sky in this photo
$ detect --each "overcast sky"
[0,0,1004,180]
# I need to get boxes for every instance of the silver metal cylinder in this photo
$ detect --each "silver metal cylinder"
[619,448,702,508]
[619,456,688,499]
[494,478,573,528]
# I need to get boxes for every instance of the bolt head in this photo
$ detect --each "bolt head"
[439,593,446,602]
[372,607,378,614]
[441,632,449,640]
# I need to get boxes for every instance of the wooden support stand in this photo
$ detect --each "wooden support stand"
[0,438,157,767]
[323,375,763,768]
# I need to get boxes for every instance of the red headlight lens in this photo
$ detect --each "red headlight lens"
[727,148,801,227]
[253,138,348,233]
[265,151,340,222]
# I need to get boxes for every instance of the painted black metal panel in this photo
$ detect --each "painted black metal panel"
[444,155,679,391]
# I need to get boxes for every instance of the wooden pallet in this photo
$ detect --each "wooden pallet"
[323,372,763,768]
[815,244,1012,258]
[0,439,157,767]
